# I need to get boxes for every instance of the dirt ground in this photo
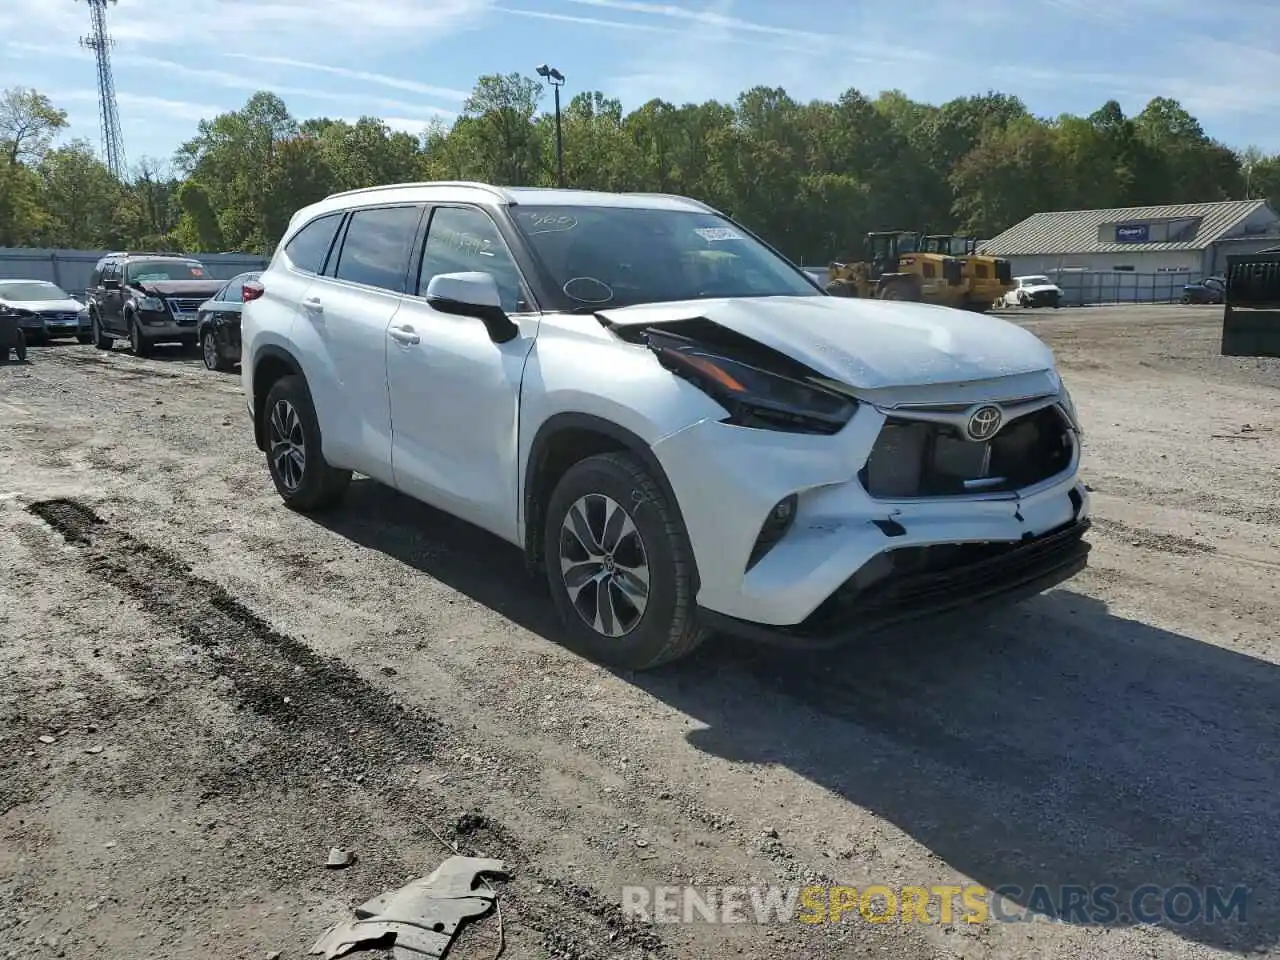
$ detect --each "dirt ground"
[1,303,1277,960]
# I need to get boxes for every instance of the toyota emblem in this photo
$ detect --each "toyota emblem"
[966,404,1003,442]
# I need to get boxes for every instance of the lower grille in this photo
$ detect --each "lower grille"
[860,406,1074,498]
[800,517,1091,636]
[974,263,990,279]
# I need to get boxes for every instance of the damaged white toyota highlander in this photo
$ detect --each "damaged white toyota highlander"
[241,182,1090,670]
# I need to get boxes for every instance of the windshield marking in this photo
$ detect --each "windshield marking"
[694,227,745,242]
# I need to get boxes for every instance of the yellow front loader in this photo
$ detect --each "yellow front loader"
[920,234,1014,311]
[825,231,967,307]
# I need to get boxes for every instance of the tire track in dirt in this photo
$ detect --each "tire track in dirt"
[25,496,672,960]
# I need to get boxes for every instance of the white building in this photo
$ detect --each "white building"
[980,199,1280,279]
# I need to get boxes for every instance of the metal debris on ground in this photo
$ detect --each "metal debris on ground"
[326,847,356,869]
[309,855,508,960]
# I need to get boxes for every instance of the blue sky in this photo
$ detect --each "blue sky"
[2,0,1277,174]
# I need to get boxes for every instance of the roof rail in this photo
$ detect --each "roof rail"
[324,180,514,202]
[618,191,718,213]
[102,250,195,259]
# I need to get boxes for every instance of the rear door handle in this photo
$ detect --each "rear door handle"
[388,324,420,345]
[302,297,323,314]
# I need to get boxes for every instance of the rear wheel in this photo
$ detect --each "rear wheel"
[543,452,708,671]
[262,374,351,512]
[879,280,919,302]
[15,330,26,362]
[825,280,857,297]
[202,330,231,371]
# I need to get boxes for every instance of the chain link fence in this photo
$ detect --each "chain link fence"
[1046,270,1205,307]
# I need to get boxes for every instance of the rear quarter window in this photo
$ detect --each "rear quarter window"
[284,212,345,275]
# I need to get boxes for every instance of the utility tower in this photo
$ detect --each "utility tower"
[77,0,126,179]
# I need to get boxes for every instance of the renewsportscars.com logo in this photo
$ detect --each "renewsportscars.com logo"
[621,884,1251,926]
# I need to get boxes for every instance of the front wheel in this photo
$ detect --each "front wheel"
[543,452,708,671]
[262,374,351,512]
[129,317,152,357]
[92,312,113,350]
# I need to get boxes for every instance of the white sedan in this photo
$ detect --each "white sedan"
[1002,275,1064,309]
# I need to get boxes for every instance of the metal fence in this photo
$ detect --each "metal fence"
[0,248,269,299]
[1046,270,1202,307]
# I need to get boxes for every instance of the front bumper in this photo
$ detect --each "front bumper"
[136,309,199,341]
[13,314,86,336]
[651,395,1089,632]
[700,516,1090,646]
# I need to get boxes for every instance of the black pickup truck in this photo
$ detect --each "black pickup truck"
[1221,248,1280,358]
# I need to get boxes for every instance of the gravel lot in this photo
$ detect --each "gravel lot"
[2,303,1277,960]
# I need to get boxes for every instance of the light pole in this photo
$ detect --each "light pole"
[536,63,565,188]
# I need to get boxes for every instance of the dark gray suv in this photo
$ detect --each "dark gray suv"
[87,253,225,356]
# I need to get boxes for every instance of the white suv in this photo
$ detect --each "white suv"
[241,182,1091,670]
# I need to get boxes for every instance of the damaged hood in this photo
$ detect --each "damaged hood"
[597,295,1057,390]
[129,279,225,298]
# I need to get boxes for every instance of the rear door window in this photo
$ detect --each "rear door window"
[331,205,423,293]
[284,212,345,275]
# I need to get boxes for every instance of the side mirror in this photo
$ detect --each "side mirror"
[102,278,121,290]
[424,272,518,344]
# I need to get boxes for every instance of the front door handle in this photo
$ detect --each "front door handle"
[388,324,420,345]
[302,296,324,314]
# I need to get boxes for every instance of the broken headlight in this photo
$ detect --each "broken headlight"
[648,331,856,435]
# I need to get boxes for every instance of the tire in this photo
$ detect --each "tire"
[15,330,26,362]
[202,330,230,371]
[542,451,708,671]
[262,374,351,512]
[825,280,856,297]
[91,312,113,351]
[128,316,152,357]
[76,333,93,345]
[879,281,918,302]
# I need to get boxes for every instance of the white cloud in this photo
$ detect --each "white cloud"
[223,55,470,102]
[5,42,457,120]
[562,0,935,62]
[52,89,226,121]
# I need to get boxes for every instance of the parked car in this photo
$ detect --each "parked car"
[196,270,262,371]
[0,279,92,343]
[86,252,225,356]
[1002,275,1063,308]
[242,183,1090,671]
[1180,276,1225,304]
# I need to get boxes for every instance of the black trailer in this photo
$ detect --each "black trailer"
[0,313,27,363]
[1221,250,1280,357]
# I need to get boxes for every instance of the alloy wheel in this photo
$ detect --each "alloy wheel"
[202,332,218,370]
[558,493,650,638]
[268,399,306,492]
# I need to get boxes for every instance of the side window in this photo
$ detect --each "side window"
[332,205,422,293]
[103,263,119,283]
[284,212,344,276]
[418,206,527,313]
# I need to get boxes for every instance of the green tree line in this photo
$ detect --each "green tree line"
[2,75,1278,264]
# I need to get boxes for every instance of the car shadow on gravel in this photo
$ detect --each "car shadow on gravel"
[318,479,1277,954]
